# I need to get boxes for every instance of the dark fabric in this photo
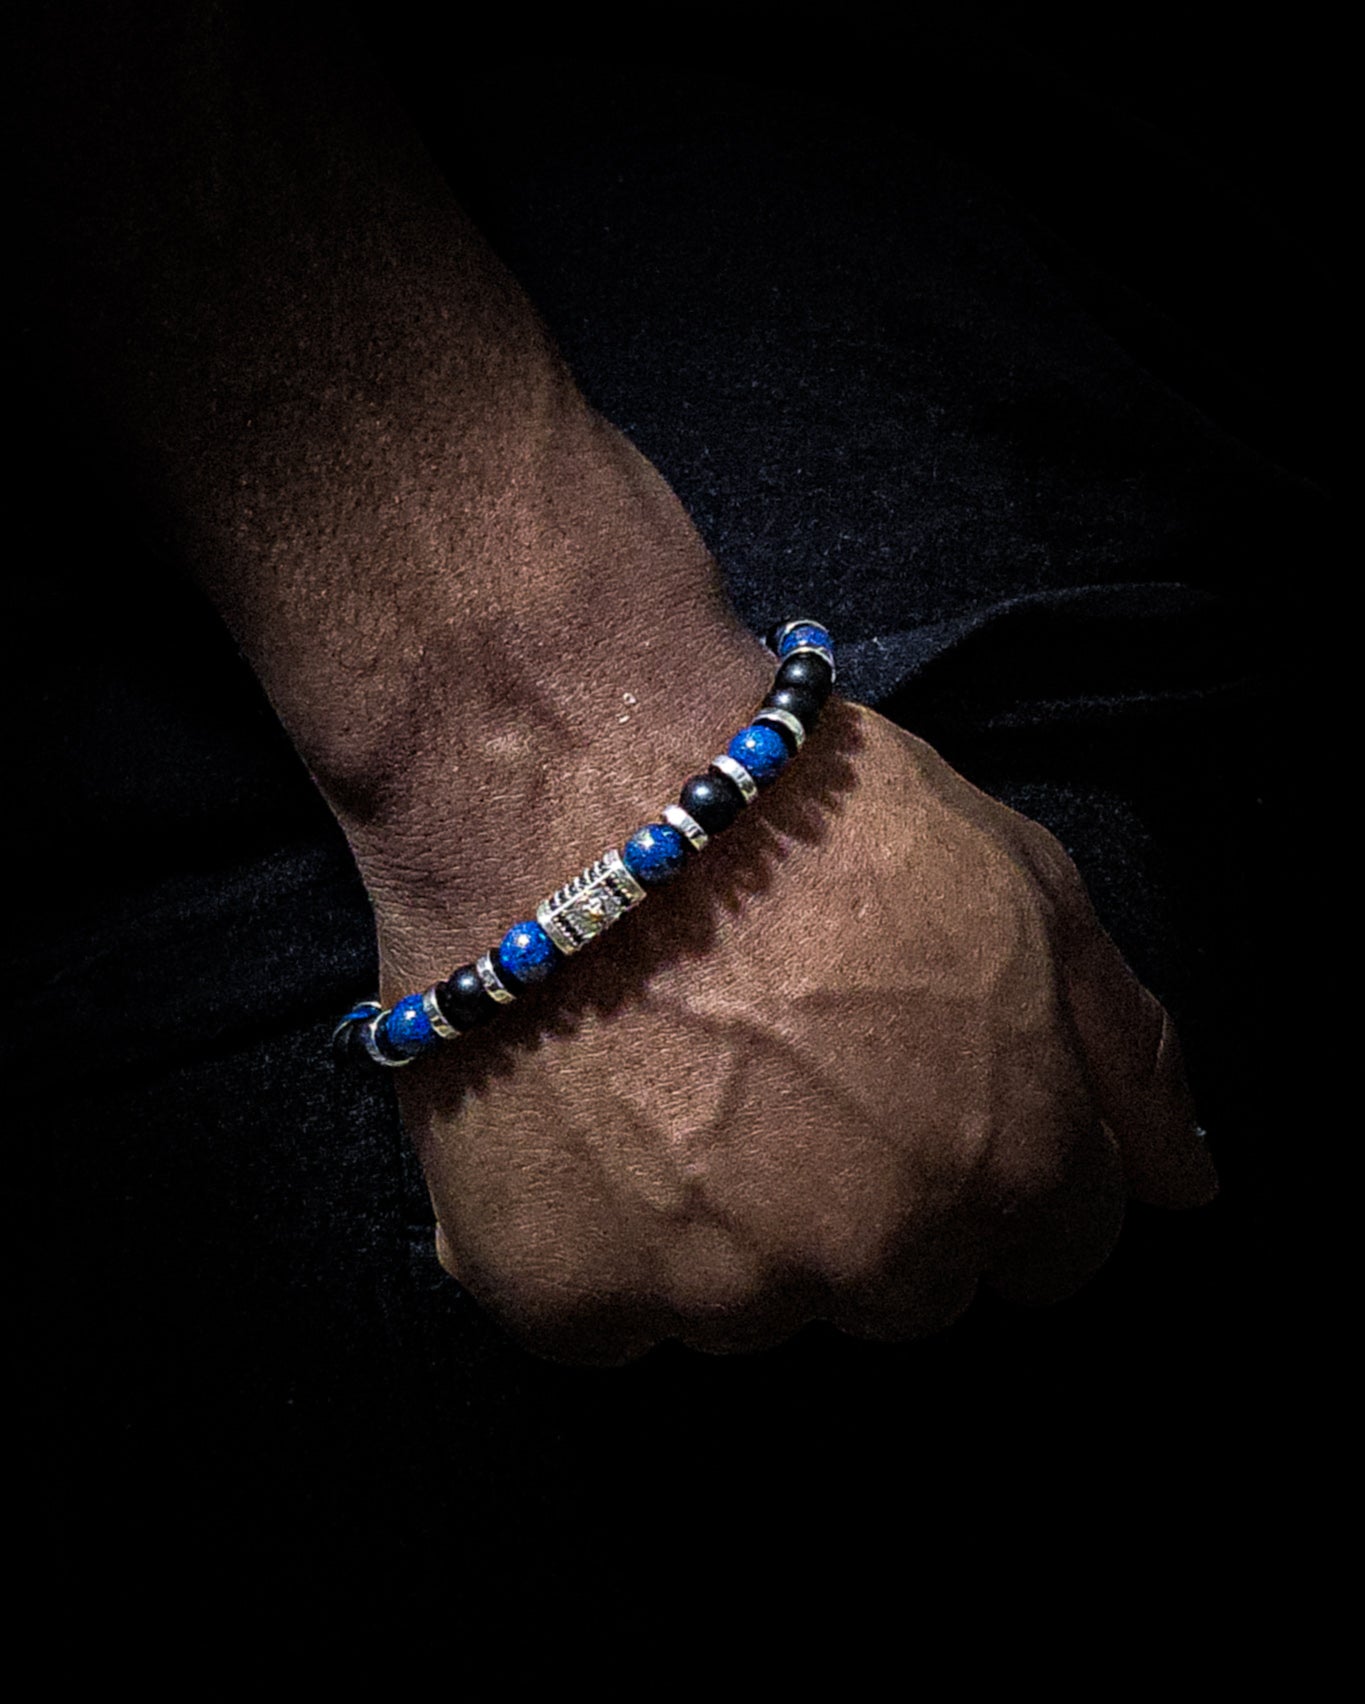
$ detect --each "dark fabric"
[11,14,1325,1627]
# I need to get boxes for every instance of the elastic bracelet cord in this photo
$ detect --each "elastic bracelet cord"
[332,618,836,1070]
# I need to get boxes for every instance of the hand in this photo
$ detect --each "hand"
[369,691,1216,1365]
[24,1,1215,1367]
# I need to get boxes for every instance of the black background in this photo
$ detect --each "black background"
[11,5,1331,1634]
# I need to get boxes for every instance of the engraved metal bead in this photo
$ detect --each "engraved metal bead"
[603,847,648,901]
[536,848,648,954]
[535,903,579,957]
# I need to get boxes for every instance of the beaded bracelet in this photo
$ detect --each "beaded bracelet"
[332,618,836,1069]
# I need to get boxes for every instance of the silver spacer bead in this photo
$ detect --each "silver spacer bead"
[782,642,836,683]
[711,752,759,803]
[331,1000,382,1051]
[768,618,836,682]
[476,952,516,1003]
[361,1012,414,1069]
[661,802,709,851]
[422,986,462,1041]
[753,707,806,749]
[769,616,827,654]
[537,848,648,955]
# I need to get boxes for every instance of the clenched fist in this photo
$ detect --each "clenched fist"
[371,693,1215,1365]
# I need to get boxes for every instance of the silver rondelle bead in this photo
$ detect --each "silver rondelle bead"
[754,707,806,749]
[422,986,462,1040]
[476,952,516,1003]
[361,1012,414,1068]
[711,752,759,803]
[783,640,835,681]
[331,1000,382,1051]
[661,802,709,851]
[769,616,826,653]
[770,618,836,681]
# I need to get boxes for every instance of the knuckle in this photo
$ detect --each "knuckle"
[667,1269,762,1328]
[964,837,1061,970]
[661,1232,764,1325]
[669,1269,811,1356]
[1015,823,1104,943]
[986,1118,1073,1201]
[482,1258,654,1362]
[805,1207,904,1293]
[984,1100,1100,1211]
[1018,816,1082,887]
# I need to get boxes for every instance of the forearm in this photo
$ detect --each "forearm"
[24,3,771,929]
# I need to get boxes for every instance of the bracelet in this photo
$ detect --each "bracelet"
[332,618,836,1070]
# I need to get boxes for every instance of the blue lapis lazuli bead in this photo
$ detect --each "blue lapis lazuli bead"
[728,722,791,786]
[622,822,689,886]
[778,621,833,658]
[382,994,440,1058]
[497,919,559,985]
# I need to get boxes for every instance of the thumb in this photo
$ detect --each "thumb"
[434,1220,467,1282]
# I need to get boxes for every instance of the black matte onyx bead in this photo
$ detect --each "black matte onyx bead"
[774,651,833,703]
[680,769,743,833]
[434,964,500,1030]
[762,683,823,730]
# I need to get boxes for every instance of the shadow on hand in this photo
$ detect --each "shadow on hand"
[424,696,864,1105]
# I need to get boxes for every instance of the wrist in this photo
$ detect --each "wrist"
[340,613,840,1053]
[356,638,778,1000]
[330,419,776,976]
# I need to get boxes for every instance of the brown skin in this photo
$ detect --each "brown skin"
[24,5,1215,1364]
